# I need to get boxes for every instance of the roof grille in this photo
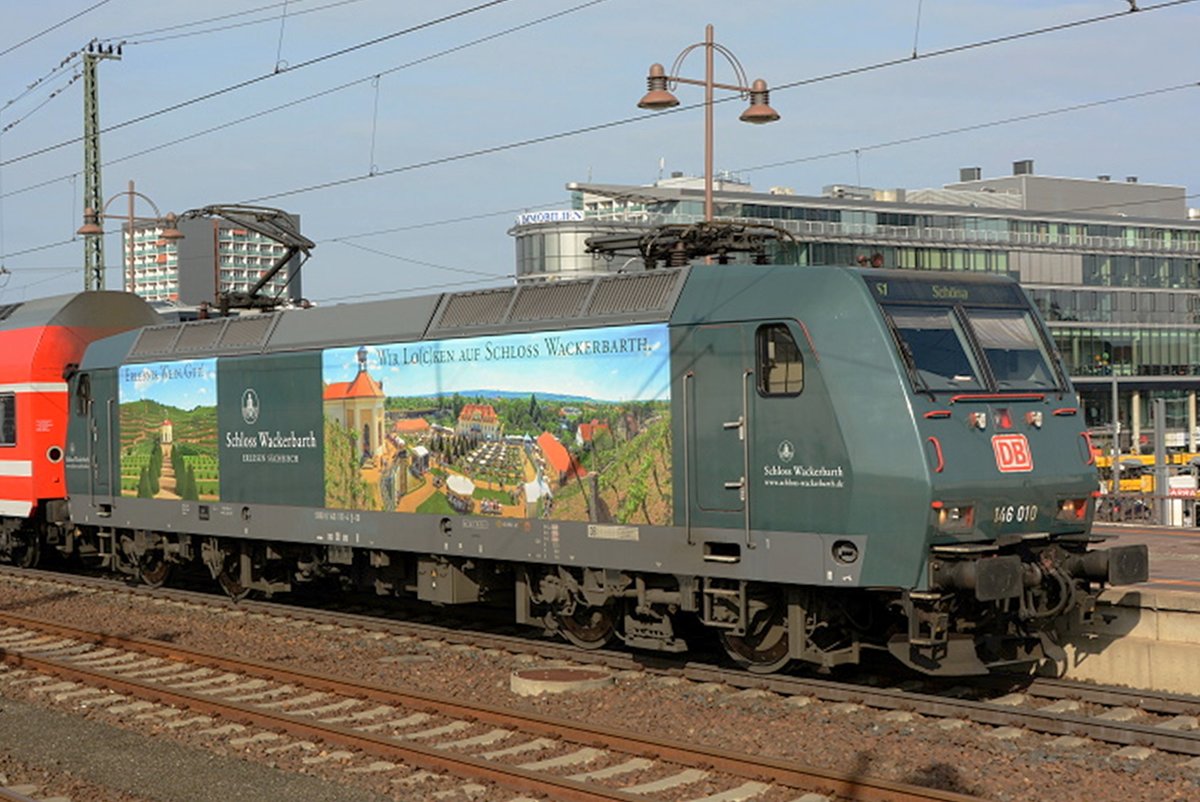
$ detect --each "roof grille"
[174,319,226,352]
[129,325,182,357]
[218,315,275,350]
[0,304,22,323]
[587,271,680,316]
[436,288,514,329]
[509,282,590,322]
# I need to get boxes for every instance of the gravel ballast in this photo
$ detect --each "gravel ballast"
[2,574,1199,801]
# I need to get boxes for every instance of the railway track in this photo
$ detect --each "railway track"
[0,609,975,802]
[680,666,1200,757]
[3,566,1199,763]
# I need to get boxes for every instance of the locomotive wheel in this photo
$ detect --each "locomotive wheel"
[556,602,617,650]
[720,590,791,673]
[206,538,252,602]
[10,532,41,569]
[216,566,252,602]
[138,550,172,589]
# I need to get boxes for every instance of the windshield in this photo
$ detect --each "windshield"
[964,308,1059,390]
[884,306,983,391]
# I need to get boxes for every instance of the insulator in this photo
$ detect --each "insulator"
[668,242,688,268]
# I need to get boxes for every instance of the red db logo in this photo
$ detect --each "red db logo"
[992,434,1033,473]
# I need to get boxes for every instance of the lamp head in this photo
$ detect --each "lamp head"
[637,63,679,110]
[739,78,780,124]
[77,207,104,237]
[159,212,185,241]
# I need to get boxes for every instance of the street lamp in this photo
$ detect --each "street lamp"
[77,179,183,292]
[637,23,780,223]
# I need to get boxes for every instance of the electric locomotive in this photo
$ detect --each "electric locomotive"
[17,263,1148,675]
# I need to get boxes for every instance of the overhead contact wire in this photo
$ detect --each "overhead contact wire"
[0,0,609,201]
[0,0,113,59]
[108,0,372,45]
[0,0,516,169]
[240,0,1200,204]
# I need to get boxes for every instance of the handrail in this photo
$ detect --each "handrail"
[683,371,693,546]
[741,369,754,550]
[926,436,945,473]
[949,393,1047,403]
[1080,432,1096,466]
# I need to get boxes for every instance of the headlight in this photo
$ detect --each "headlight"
[932,501,975,532]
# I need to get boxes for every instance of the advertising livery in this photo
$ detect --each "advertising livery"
[117,323,672,525]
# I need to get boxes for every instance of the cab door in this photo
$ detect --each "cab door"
[746,321,850,536]
[70,369,119,510]
[682,323,753,536]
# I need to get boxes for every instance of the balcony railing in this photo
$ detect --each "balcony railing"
[579,209,1200,256]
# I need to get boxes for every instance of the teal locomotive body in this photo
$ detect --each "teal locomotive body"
[61,264,1146,674]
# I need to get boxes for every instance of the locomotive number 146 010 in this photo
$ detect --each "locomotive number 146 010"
[992,504,1038,524]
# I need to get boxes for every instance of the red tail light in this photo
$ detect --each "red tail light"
[1058,497,1089,521]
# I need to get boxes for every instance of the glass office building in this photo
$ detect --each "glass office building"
[509,165,1200,450]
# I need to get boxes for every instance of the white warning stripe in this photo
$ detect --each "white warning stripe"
[0,383,68,394]
[0,461,32,477]
[0,499,32,517]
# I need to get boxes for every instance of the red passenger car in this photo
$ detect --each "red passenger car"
[0,291,159,565]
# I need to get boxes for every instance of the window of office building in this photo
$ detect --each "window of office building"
[1052,327,1200,377]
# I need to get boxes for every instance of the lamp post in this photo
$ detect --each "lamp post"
[637,24,779,223]
[77,179,183,292]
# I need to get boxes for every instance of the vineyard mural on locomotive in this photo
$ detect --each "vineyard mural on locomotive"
[321,324,672,524]
[118,358,219,500]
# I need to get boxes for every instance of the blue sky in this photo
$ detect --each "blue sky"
[323,323,670,402]
[1,1,1198,304]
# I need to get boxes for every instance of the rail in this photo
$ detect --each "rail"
[0,609,979,802]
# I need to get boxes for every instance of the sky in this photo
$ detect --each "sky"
[1,0,1198,306]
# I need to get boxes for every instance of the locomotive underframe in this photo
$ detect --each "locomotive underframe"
[893,534,1149,674]
[15,514,1147,676]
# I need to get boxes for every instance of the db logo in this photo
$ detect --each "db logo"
[992,434,1033,473]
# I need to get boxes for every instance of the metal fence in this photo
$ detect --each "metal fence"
[1094,493,1200,526]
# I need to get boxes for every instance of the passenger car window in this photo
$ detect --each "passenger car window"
[0,393,14,446]
[757,324,804,395]
[884,306,983,391]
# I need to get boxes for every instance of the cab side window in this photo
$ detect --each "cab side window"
[757,324,804,396]
[0,393,14,446]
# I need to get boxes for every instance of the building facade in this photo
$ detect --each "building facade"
[124,214,303,306]
[508,164,1200,450]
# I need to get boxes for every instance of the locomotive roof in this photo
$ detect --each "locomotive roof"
[0,291,160,333]
[94,264,1032,365]
[118,269,689,362]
